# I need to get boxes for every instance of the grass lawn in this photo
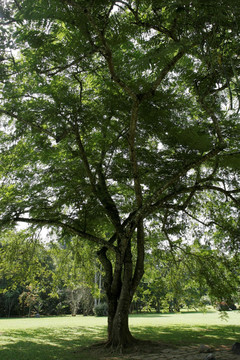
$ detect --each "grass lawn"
[1,310,240,359]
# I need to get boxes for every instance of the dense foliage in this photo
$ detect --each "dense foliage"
[1,230,239,318]
[1,0,240,347]
[0,230,97,317]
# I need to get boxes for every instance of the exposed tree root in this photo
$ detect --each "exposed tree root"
[77,338,170,359]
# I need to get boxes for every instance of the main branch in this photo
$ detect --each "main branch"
[12,216,116,251]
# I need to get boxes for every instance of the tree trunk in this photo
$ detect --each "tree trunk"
[98,227,144,349]
[107,289,136,349]
[106,242,141,348]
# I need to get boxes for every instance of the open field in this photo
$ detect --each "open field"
[1,310,240,360]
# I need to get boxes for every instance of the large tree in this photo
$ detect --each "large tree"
[1,0,240,348]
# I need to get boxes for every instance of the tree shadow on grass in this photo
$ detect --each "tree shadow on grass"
[129,310,216,318]
[131,324,240,347]
[1,324,240,360]
[0,326,107,360]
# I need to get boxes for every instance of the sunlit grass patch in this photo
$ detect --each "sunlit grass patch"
[1,311,240,359]
[0,316,108,360]
[129,310,240,346]
[131,324,240,346]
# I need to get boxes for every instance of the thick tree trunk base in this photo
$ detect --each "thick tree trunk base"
[106,333,139,352]
[85,338,169,358]
[86,338,139,357]
[107,309,137,351]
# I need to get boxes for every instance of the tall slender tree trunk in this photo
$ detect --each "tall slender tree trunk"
[98,225,144,349]
[108,300,135,348]
[107,281,136,348]
[103,242,142,348]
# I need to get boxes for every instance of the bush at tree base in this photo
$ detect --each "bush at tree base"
[94,303,108,317]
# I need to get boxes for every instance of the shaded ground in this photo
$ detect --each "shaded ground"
[1,314,240,359]
[79,342,239,360]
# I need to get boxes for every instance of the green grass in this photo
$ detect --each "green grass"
[129,310,240,346]
[0,316,107,360]
[1,310,240,359]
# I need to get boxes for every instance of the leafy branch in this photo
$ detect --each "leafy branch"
[13,216,117,252]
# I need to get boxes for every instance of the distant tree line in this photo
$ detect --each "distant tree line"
[1,230,239,317]
[0,230,98,317]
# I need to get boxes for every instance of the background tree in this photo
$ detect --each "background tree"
[0,230,51,291]
[1,0,240,348]
[133,241,240,314]
[0,229,56,316]
[50,234,98,315]
[0,229,97,316]
[18,285,42,317]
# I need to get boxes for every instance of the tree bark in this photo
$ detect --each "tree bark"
[108,296,135,349]
[106,271,136,349]
[98,238,143,349]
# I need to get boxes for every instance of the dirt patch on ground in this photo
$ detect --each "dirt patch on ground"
[79,342,240,360]
[122,344,239,360]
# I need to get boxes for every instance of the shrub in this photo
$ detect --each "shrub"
[216,301,237,311]
[94,302,108,316]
